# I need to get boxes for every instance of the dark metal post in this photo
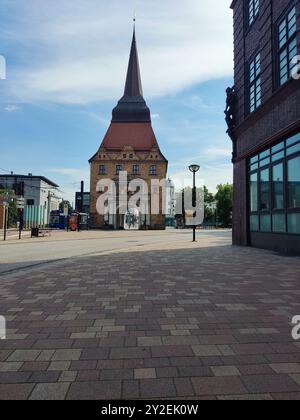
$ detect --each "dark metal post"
[181,189,186,228]
[3,206,8,241]
[193,172,196,242]
[189,164,200,242]
[19,209,24,240]
[80,181,84,213]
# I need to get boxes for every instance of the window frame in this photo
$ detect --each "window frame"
[116,164,123,175]
[132,164,140,176]
[287,153,300,213]
[276,4,298,87]
[99,164,106,175]
[149,165,157,176]
[248,131,300,236]
[247,0,260,27]
[247,52,262,114]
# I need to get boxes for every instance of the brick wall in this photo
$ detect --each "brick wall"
[231,0,300,246]
[233,0,300,131]
[90,147,168,229]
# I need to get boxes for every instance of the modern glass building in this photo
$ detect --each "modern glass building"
[229,1,300,254]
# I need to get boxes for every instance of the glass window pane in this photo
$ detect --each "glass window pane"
[261,215,271,232]
[287,213,300,234]
[272,142,284,153]
[260,169,270,211]
[273,214,286,233]
[286,133,300,146]
[287,143,300,156]
[260,157,271,167]
[250,155,259,164]
[260,149,270,160]
[272,151,285,162]
[288,157,300,208]
[250,173,258,212]
[273,164,284,209]
[250,215,259,232]
[251,163,259,171]
[281,74,289,85]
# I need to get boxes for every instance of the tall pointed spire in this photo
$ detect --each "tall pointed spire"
[124,27,143,98]
[112,25,151,123]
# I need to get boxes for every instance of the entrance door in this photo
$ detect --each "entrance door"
[124,209,140,230]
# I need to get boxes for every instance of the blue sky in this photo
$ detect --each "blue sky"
[0,0,233,204]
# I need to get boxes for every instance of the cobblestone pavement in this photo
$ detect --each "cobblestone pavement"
[0,242,300,400]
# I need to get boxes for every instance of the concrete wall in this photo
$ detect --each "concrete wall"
[0,176,60,224]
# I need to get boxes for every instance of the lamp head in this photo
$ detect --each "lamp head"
[189,164,200,173]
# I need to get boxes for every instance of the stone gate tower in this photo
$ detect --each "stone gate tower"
[89,27,168,229]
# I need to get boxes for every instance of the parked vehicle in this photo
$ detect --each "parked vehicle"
[49,210,68,230]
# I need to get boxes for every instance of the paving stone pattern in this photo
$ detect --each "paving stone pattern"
[0,245,300,400]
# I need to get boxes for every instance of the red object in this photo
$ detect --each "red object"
[101,123,158,151]
[69,215,78,232]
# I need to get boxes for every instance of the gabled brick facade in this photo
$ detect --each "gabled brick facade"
[89,29,168,230]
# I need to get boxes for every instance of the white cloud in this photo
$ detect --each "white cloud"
[50,168,90,179]
[2,0,233,105]
[48,167,90,203]
[170,163,233,194]
[202,146,233,160]
[4,105,20,112]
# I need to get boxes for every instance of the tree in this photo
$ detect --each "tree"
[174,187,204,226]
[59,201,73,215]
[7,199,18,228]
[0,190,18,228]
[203,186,215,223]
[215,184,233,227]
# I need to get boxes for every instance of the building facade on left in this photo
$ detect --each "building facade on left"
[0,174,61,223]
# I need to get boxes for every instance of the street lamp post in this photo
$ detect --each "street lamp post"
[189,164,200,242]
[3,203,8,242]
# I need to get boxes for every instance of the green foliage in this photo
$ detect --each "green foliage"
[59,200,73,215]
[215,184,233,227]
[204,186,215,223]
[0,189,18,228]
[0,189,14,198]
[174,184,233,228]
[7,199,18,228]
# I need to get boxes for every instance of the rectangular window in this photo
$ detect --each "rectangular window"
[26,199,34,206]
[273,163,284,209]
[288,156,300,208]
[132,165,140,175]
[116,165,123,175]
[250,215,259,231]
[248,132,300,235]
[288,213,300,234]
[287,143,300,156]
[260,215,271,232]
[149,165,157,175]
[249,53,261,113]
[248,0,259,26]
[273,214,286,233]
[250,173,258,212]
[260,168,270,211]
[99,165,106,175]
[278,6,297,86]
